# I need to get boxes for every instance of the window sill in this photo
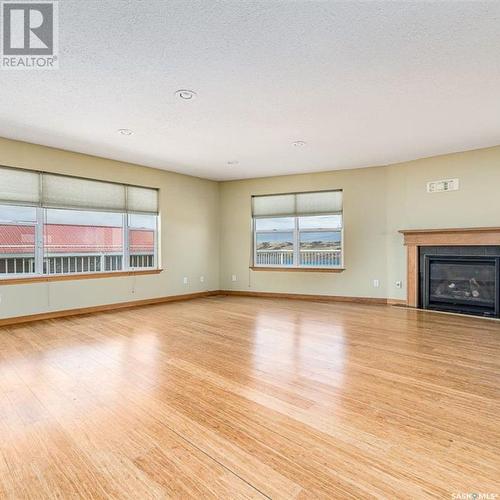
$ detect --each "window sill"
[250,266,345,273]
[0,269,163,286]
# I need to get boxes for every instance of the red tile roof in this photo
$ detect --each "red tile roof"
[0,225,154,255]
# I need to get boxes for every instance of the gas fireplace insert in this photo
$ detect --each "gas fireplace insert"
[420,247,500,318]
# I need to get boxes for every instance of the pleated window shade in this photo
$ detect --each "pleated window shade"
[252,190,342,217]
[42,174,127,212]
[0,166,158,214]
[252,194,296,217]
[126,186,159,214]
[296,191,343,215]
[0,166,40,206]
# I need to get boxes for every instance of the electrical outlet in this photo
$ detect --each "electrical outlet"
[183,277,188,285]
[373,279,380,288]
[231,274,237,282]
[395,281,402,289]
[200,276,205,283]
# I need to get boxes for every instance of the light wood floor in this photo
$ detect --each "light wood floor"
[0,296,499,499]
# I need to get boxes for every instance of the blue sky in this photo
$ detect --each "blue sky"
[257,231,340,243]
[0,205,156,229]
[255,215,341,231]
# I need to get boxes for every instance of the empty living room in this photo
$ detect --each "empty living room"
[0,1,499,498]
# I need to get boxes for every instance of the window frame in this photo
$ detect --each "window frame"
[0,204,160,281]
[253,214,344,270]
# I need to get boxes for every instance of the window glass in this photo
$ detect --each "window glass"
[253,211,343,268]
[0,205,36,275]
[0,204,36,223]
[0,223,36,275]
[46,209,122,227]
[129,213,157,229]
[128,214,156,268]
[298,214,342,229]
[299,231,342,267]
[255,217,294,231]
[255,232,294,266]
[43,209,124,274]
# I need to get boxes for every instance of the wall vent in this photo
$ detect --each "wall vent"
[426,178,459,193]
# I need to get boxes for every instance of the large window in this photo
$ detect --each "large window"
[0,166,159,279]
[252,191,343,269]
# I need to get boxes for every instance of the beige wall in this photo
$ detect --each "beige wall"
[219,146,500,300]
[0,138,220,319]
[1,137,499,319]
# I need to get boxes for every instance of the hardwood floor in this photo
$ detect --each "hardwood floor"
[0,296,499,499]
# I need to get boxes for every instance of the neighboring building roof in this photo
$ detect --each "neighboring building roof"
[0,224,154,255]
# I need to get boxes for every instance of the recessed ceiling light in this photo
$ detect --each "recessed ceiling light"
[227,160,239,165]
[175,89,197,100]
[117,129,133,136]
[292,141,306,147]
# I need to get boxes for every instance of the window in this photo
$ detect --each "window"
[128,214,157,269]
[43,209,124,275]
[252,191,343,269]
[0,166,159,279]
[0,205,36,275]
[255,217,294,266]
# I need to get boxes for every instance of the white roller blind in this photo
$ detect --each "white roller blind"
[127,186,158,214]
[296,190,343,215]
[42,174,126,212]
[252,194,295,217]
[0,166,40,206]
[252,190,342,217]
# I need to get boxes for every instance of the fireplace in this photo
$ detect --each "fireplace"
[420,247,500,318]
[400,227,500,317]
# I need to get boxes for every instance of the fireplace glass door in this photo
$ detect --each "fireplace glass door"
[424,256,499,317]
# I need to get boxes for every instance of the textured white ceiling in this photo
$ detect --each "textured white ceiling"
[1,1,499,180]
